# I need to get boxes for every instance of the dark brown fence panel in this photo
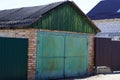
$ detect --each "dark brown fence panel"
[111,41,120,71]
[95,38,120,71]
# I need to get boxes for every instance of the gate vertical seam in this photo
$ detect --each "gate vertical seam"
[63,36,66,79]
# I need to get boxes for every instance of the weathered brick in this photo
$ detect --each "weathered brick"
[0,29,37,80]
[0,29,95,79]
[88,34,95,75]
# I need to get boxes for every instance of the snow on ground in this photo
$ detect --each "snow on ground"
[76,74,120,80]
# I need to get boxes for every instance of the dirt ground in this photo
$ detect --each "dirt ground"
[76,74,120,80]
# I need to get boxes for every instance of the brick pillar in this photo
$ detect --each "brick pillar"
[88,34,95,75]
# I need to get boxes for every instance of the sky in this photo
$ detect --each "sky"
[0,0,101,14]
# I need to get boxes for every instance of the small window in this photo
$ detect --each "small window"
[112,36,120,41]
[116,9,120,13]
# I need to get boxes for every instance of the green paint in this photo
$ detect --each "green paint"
[65,57,88,77]
[30,3,97,34]
[0,37,28,80]
[37,34,64,57]
[37,58,64,79]
[36,32,89,79]
[65,36,88,56]
[65,36,88,77]
[37,33,65,79]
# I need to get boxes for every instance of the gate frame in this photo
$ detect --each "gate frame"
[36,31,91,79]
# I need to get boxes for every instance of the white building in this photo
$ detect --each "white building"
[87,0,120,39]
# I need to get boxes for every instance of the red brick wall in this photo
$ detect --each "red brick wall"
[0,29,95,79]
[0,29,37,80]
[88,34,95,75]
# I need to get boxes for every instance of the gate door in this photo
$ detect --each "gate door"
[37,32,89,79]
[65,36,88,77]
[37,34,64,79]
[0,37,28,80]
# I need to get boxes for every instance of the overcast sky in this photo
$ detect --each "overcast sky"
[0,0,101,14]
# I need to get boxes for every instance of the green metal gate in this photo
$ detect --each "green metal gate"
[36,31,89,79]
[0,37,28,80]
